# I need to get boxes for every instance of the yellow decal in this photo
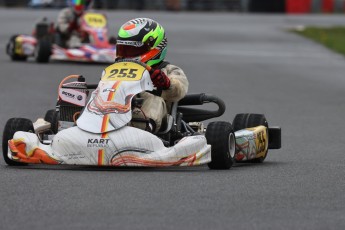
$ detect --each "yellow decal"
[102,62,146,82]
[15,36,23,55]
[83,13,107,28]
[247,126,268,158]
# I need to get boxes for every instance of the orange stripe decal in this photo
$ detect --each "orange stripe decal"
[107,81,121,101]
[100,81,122,133]
[110,154,197,167]
[101,114,110,133]
[98,149,104,165]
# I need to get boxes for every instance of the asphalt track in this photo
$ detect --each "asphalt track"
[0,9,345,230]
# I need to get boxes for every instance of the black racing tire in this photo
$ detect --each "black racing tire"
[206,121,236,170]
[35,39,51,63]
[6,35,28,61]
[44,109,59,134]
[2,118,34,166]
[233,113,268,163]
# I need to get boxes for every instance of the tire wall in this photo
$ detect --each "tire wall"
[286,0,345,13]
[248,0,286,12]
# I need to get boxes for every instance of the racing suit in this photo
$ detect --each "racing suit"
[132,62,189,133]
[56,7,84,48]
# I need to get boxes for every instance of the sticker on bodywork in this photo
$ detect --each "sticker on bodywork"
[101,62,146,82]
[247,126,268,159]
[83,13,107,28]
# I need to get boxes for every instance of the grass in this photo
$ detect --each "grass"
[293,26,345,56]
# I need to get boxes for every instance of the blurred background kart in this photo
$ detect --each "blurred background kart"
[6,11,117,63]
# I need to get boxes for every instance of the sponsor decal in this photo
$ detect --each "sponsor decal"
[59,88,87,106]
[87,138,110,148]
[255,130,267,157]
[103,88,116,93]
[117,40,144,47]
[62,91,75,99]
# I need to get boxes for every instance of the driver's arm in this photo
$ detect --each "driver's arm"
[161,64,189,102]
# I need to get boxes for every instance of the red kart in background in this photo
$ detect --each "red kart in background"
[6,12,117,63]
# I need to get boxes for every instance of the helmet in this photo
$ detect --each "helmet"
[116,18,168,67]
[71,0,92,14]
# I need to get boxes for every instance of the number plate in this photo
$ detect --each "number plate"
[101,62,146,81]
[83,13,107,28]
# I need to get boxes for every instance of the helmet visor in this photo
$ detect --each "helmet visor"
[116,41,151,58]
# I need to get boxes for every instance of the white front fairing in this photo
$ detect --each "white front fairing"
[52,126,210,166]
[77,62,154,133]
[9,126,211,167]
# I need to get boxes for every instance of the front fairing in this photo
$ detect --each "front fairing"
[51,44,116,63]
[77,61,154,133]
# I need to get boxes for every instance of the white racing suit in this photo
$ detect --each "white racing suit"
[56,7,83,47]
[132,63,189,132]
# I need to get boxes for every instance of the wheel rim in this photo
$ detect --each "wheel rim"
[228,132,236,159]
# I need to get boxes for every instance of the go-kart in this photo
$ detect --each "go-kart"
[2,60,281,169]
[6,12,116,63]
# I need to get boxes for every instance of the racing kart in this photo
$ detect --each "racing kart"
[2,60,281,169]
[6,12,116,63]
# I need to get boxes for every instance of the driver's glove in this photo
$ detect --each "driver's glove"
[150,69,171,90]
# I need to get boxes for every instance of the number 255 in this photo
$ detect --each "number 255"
[108,68,138,78]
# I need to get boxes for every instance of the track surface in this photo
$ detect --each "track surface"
[1,9,345,230]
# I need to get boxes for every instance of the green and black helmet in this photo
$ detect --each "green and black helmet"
[116,18,168,67]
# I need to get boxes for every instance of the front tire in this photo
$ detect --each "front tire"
[233,114,268,163]
[2,118,34,166]
[35,39,51,63]
[206,121,236,170]
[6,35,28,61]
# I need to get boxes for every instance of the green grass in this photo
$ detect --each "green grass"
[293,26,345,56]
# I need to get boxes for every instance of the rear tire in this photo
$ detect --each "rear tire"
[44,109,59,134]
[35,39,51,63]
[2,118,34,166]
[6,35,28,61]
[233,114,268,163]
[206,121,236,170]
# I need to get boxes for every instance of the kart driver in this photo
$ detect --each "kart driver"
[56,0,92,47]
[115,18,189,133]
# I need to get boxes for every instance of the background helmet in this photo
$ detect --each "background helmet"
[71,0,92,14]
[116,18,168,67]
